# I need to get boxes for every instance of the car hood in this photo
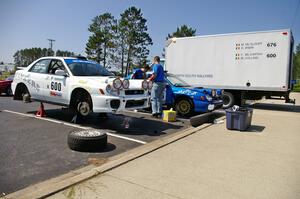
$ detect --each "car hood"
[75,76,145,89]
[180,87,211,94]
[173,86,222,96]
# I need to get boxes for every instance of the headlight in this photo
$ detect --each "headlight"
[147,81,153,89]
[122,79,130,89]
[142,80,148,90]
[211,89,216,97]
[206,95,213,101]
[106,84,112,93]
[113,78,122,89]
[221,90,224,96]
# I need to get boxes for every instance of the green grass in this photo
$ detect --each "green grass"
[293,83,300,92]
[0,71,14,80]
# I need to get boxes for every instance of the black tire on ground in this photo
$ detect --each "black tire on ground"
[222,92,235,109]
[190,112,214,127]
[175,98,194,117]
[67,130,107,152]
[6,86,12,96]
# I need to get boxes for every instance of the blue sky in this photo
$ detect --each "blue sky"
[0,0,299,63]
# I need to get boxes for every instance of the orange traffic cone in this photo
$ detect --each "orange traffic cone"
[36,102,46,117]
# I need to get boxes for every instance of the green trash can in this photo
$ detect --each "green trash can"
[225,107,253,131]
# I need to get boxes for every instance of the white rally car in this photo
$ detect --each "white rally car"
[12,56,151,117]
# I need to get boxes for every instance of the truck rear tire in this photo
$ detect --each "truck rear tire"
[222,92,235,109]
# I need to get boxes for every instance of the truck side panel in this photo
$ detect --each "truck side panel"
[166,29,292,92]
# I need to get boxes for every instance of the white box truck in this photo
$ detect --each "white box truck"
[165,29,295,108]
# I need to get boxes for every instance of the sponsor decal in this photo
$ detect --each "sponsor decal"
[79,80,87,84]
[50,91,62,97]
[175,89,198,96]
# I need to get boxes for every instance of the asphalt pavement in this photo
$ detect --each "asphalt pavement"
[0,96,190,195]
[45,93,300,199]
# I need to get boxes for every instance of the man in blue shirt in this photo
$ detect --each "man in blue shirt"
[131,64,150,79]
[148,56,165,118]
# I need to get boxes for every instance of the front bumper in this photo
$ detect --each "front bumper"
[91,94,150,113]
[194,99,223,113]
[208,99,223,111]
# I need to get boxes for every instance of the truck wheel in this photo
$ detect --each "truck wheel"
[68,130,107,152]
[175,98,193,117]
[222,92,235,109]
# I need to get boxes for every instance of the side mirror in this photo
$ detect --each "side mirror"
[55,69,68,77]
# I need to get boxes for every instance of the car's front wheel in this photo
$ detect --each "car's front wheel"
[70,90,93,117]
[175,98,194,117]
[77,101,91,116]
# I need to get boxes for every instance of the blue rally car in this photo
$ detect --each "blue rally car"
[163,73,223,116]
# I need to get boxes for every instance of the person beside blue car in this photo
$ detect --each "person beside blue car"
[147,56,166,118]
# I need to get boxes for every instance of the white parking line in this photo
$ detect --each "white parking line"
[2,109,147,145]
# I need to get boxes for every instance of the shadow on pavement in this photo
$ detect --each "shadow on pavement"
[251,103,300,113]
[0,94,12,97]
[27,108,184,136]
[83,143,116,153]
[244,125,265,133]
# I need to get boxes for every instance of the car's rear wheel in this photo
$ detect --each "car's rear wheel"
[22,87,31,103]
[14,84,31,102]
[175,98,194,117]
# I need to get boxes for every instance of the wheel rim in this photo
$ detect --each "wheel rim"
[22,93,30,103]
[77,102,90,116]
[177,100,191,115]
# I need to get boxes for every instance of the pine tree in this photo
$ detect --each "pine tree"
[163,25,196,57]
[86,13,117,68]
[119,7,153,76]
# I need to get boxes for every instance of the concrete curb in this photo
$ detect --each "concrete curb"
[3,123,212,199]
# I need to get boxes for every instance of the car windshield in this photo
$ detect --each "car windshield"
[65,59,113,76]
[167,74,191,87]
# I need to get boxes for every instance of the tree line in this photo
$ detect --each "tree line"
[293,44,300,81]
[85,7,196,76]
[13,48,76,68]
